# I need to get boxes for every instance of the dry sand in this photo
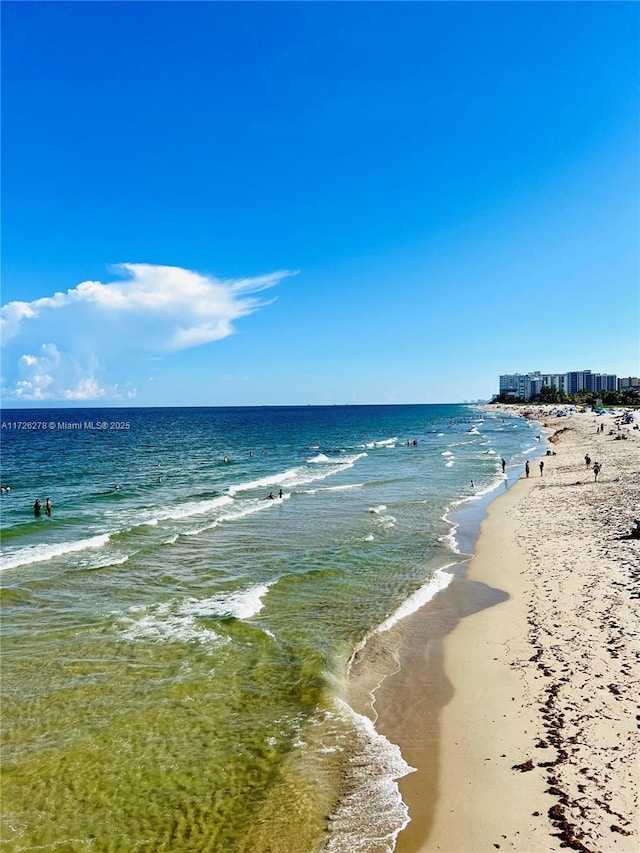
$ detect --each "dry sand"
[376,406,639,853]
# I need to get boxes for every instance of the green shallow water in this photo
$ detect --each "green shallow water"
[3,623,331,851]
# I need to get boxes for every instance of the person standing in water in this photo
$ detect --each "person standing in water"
[501,458,506,474]
[45,497,52,516]
[525,460,530,478]
[33,499,42,517]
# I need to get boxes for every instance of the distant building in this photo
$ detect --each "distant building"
[498,369,619,400]
[618,377,640,392]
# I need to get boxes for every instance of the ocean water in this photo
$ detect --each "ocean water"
[0,404,541,852]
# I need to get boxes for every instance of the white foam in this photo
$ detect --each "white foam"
[439,525,460,554]
[441,451,454,457]
[116,583,273,646]
[371,512,396,529]
[304,483,364,494]
[147,495,233,523]
[372,568,454,636]
[230,453,367,494]
[473,479,502,498]
[1,533,111,572]
[181,496,277,537]
[307,453,331,463]
[364,437,398,449]
[368,505,387,514]
[83,553,130,570]
[323,698,414,853]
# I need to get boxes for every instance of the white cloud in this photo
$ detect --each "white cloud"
[9,342,132,402]
[1,263,296,401]
[1,263,296,349]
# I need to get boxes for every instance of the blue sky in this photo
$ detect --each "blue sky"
[2,1,638,406]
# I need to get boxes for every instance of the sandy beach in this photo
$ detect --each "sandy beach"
[376,406,639,853]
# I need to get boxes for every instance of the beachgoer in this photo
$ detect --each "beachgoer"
[539,460,544,476]
[584,454,591,468]
[267,491,275,499]
[525,460,530,478]
[33,498,42,517]
[278,489,283,498]
[593,462,601,482]
[45,497,52,516]
[501,458,506,473]
[223,456,229,463]
[470,480,475,489]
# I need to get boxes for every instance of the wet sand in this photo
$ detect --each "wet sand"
[375,406,640,852]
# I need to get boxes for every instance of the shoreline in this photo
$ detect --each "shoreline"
[373,405,639,852]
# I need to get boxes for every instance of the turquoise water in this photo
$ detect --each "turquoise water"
[1,404,540,851]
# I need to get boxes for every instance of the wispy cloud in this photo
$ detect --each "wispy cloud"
[1,263,296,401]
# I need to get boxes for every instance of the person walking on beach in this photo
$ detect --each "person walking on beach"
[593,461,601,482]
[539,460,544,476]
[585,453,591,468]
[525,460,530,478]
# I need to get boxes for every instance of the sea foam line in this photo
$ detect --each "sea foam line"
[323,698,414,853]
[348,568,455,675]
[228,453,367,495]
[116,582,274,646]
[1,533,111,572]
[372,567,454,637]
[303,483,364,494]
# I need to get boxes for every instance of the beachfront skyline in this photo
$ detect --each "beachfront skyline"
[2,2,638,407]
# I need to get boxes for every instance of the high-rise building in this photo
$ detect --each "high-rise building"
[498,369,619,400]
